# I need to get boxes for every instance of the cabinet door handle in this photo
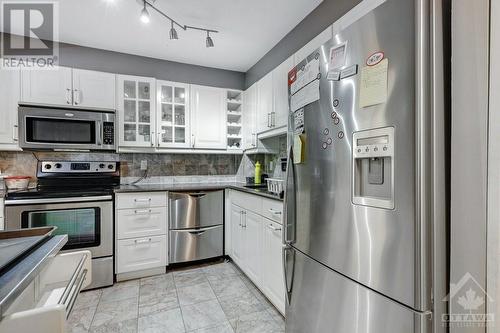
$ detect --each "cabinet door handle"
[192,134,196,148]
[66,88,72,104]
[12,125,18,142]
[271,112,276,127]
[151,131,155,147]
[73,89,80,105]
[267,113,271,128]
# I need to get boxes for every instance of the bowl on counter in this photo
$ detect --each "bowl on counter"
[4,176,31,190]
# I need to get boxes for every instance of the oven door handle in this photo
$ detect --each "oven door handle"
[5,195,113,205]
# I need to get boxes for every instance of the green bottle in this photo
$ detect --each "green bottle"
[255,161,262,184]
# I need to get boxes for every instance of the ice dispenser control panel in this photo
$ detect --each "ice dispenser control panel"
[352,127,395,210]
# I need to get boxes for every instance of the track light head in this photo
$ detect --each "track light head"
[140,1,150,23]
[206,31,214,48]
[169,21,178,40]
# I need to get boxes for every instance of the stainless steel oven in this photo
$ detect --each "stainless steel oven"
[5,196,114,289]
[18,106,116,151]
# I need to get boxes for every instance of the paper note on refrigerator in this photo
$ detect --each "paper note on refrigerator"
[359,58,389,108]
[290,79,320,113]
[293,134,305,164]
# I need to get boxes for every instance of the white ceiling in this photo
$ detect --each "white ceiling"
[5,0,323,72]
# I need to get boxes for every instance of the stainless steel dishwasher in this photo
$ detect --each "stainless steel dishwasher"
[169,190,223,263]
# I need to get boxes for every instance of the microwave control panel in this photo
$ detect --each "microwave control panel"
[103,122,114,145]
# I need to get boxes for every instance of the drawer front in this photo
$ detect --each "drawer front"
[169,190,223,229]
[262,198,283,224]
[116,207,167,239]
[169,225,223,263]
[116,235,167,274]
[116,192,166,210]
[231,190,262,214]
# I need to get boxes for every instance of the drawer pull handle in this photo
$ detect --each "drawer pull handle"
[134,198,152,203]
[269,209,282,215]
[134,209,152,214]
[267,224,282,232]
[135,238,152,244]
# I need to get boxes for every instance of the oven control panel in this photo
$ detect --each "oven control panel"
[41,161,118,173]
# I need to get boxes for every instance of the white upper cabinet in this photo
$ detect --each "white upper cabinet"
[157,81,190,148]
[190,84,226,149]
[21,66,73,106]
[294,26,333,64]
[242,83,257,150]
[0,69,20,150]
[72,69,116,109]
[21,67,116,109]
[117,75,156,148]
[256,71,273,134]
[272,56,294,129]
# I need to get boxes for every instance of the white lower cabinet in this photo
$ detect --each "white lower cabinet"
[243,210,263,285]
[115,192,168,279]
[116,235,167,274]
[116,207,167,239]
[231,204,245,265]
[262,219,285,314]
[228,190,285,315]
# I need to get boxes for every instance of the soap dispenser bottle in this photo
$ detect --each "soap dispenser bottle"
[254,161,262,184]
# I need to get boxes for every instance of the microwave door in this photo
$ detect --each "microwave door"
[18,106,115,151]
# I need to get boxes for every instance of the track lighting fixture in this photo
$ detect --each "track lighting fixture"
[138,0,218,47]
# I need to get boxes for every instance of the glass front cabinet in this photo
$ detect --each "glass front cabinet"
[117,75,156,148]
[156,80,190,148]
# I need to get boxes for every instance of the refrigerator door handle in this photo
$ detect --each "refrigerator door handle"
[283,244,295,305]
[283,145,296,245]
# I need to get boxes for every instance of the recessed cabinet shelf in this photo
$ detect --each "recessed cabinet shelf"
[226,89,243,151]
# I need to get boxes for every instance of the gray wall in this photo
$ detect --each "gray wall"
[3,33,245,90]
[59,42,245,90]
[244,0,362,88]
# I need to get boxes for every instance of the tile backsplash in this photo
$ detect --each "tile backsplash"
[0,151,243,185]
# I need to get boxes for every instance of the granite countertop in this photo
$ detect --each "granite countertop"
[115,182,283,201]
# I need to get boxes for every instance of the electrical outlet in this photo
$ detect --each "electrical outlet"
[140,160,148,171]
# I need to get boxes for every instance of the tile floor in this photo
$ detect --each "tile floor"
[68,260,285,333]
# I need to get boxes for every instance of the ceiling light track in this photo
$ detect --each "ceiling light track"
[140,0,218,47]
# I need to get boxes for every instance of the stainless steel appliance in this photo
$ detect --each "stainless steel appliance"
[169,190,223,263]
[18,106,116,151]
[284,0,448,332]
[5,161,120,289]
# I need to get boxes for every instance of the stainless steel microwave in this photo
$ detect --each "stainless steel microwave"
[18,106,116,151]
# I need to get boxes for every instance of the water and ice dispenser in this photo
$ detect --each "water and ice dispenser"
[352,127,395,209]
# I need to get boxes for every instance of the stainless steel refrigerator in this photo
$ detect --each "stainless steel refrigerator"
[284,0,448,332]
